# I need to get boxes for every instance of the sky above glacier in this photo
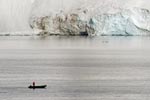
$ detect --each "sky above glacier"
[0,0,149,32]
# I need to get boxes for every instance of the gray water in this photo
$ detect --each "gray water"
[0,36,150,100]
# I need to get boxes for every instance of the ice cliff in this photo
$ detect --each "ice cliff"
[94,8,150,36]
[30,10,95,36]
[30,7,150,36]
[28,0,150,36]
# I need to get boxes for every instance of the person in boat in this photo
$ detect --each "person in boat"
[33,82,35,87]
[28,82,47,89]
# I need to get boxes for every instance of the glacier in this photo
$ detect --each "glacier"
[1,0,150,36]
[30,7,150,36]
[93,8,150,36]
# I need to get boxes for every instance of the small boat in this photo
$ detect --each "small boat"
[28,85,47,89]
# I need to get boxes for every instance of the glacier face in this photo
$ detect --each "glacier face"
[30,7,150,36]
[30,10,95,36]
[93,8,150,36]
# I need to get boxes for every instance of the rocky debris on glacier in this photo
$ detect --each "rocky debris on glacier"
[30,10,95,36]
[30,7,150,36]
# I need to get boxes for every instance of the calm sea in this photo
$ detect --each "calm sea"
[0,36,150,100]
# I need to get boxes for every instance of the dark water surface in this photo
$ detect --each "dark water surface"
[0,36,150,100]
